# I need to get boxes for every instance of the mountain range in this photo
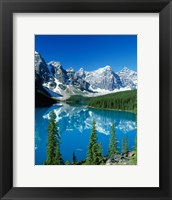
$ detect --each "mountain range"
[35,51,137,102]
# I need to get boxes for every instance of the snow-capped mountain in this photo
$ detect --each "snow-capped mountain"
[84,66,123,91]
[116,67,137,90]
[35,51,137,100]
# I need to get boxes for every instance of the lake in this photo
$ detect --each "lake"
[35,103,137,165]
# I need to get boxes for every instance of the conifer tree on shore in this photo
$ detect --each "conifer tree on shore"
[97,143,104,164]
[44,111,62,165]
[122,134,129,153]
[86,119,104,165]
[108,122,118,157]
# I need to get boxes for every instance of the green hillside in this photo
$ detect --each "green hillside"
[65,90,137,113]
[88,90,137,113]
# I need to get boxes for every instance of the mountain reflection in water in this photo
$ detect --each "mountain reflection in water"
[35,103,137,165]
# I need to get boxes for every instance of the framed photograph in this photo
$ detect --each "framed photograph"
[0,0,172,199]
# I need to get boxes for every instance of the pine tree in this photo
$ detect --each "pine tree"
[45,111,62,165]
[108,122,118,157]
[126,135,129,152]
[97,143,104,164]
[122,134,129,153]
[53,145,62,165]
[86,119,102,165]
[72,152,77,165]
[86,119,96,164]
[122,136,125,153]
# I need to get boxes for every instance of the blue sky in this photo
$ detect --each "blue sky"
[35,35,137,72]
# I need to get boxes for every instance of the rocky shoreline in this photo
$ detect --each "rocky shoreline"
[68,151,137,165]
[106,151,136,165]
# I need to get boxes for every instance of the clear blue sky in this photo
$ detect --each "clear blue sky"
[35,35,137,72]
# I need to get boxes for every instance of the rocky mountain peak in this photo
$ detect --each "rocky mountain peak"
[103,65,112,71]
[121,66,129,71]
[66,67,74,72]
[75,68,85,78]
[48,61,62,69]
[95,65,112,74]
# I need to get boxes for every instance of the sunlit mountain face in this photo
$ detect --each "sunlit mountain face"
[35,51,137,101]
[35,103,137,164]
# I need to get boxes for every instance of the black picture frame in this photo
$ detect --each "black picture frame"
[0,0,172,199]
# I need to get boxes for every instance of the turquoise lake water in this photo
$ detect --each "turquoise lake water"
[35,103,137,165]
